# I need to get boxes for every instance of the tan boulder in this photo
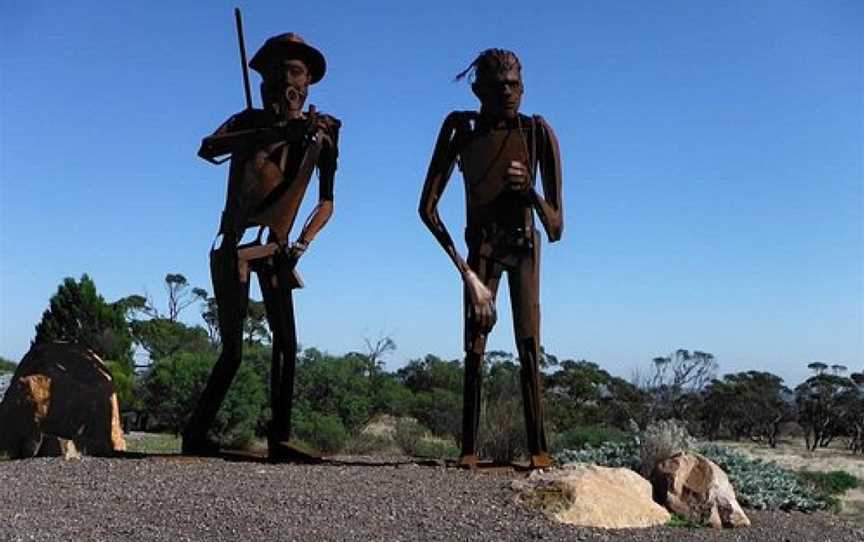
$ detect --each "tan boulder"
[0,342,126,458]
[512,465,672,529]
[651,452,750,528]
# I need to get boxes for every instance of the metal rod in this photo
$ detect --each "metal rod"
[235,7,253,110]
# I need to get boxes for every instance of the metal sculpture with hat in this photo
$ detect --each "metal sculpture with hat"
[183,9,340,461]
[419,49,563,469]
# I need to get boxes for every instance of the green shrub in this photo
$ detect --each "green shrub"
[552,425,628,452]
[143,351,265,448]
[0,356,16,374]
[558,439,839,513]
[697,444,834,511]
[554,440,640,471]
[667,514,703,529]
[414,439,459,459]
[639,419,695,475]
[394,418,426,456]
[408,389,461,440]
[125,433,182,454]
[478,396,527,463]
[556,419,695,475]
[105,360,137,410]
[293,411,349,453]
[342,432,394,455]
[797,470,859,496]
[477,361,528,463]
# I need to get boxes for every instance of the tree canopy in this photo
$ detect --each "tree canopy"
[34,274,133,367]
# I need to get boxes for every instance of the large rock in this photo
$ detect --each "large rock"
[651,452,750,528]
[0,342,126,458]
[512,465,672,529]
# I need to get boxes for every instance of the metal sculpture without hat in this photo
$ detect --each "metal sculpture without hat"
[419,49,564,469]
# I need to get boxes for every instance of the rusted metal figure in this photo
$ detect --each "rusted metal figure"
[419,49,563,469]
[183,31,340,461]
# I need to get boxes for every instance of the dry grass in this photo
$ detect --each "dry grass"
[716,439,864,524]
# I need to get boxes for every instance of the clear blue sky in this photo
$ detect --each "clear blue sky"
[1,0,861,387]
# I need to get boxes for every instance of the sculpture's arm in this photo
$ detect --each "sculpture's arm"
[419,113,496,331]
[197,110,307,164]
[291,115,341,258]
[529,116,564,242]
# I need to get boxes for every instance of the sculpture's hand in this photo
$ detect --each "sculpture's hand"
[505,160,531,193]
[312,116,331,135]
[286,240,308,265]
[464,269,496,333]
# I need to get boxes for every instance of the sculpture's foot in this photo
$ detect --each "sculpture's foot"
[529,452,552,469]
[181,434,220,456]
[269,440,322,464]
[458,453,479,469]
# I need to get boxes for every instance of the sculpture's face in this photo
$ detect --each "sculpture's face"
[267,58,311,117]
[474,65,523,119]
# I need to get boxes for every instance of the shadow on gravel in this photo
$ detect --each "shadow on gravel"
[113,450,531,476]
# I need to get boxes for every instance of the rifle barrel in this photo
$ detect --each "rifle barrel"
[234,8,253,110]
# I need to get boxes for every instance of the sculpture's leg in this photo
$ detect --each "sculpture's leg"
[460,250,502,467]
[508,232,550,468]
[460,350,483,467]
[257,253,299,461]
[183,243,250,454]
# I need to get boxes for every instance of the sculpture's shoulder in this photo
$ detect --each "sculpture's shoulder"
[211,108,274,135]
[527,113,556,136]
[444,110,478,128]
[315,112,342,139]
[517,112,546,129]
[440,111,479,148]
[316,112,341,128]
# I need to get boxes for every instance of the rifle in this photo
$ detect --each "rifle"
[235,7,253,110]
[197,8,254,164]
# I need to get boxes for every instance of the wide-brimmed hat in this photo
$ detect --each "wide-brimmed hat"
[249,33,326,84]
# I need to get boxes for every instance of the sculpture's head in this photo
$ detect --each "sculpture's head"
[457,49,523,119]
[250,33,326,118]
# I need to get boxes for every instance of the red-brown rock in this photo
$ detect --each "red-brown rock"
[651,452,750,528]
[0,342,126,458]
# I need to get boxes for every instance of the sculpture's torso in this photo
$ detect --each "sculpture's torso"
[216,108,337,245]
[457,115,535,253]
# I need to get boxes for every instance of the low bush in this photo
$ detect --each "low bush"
[408,389,461,441]
[124,433,182,454]
[105,360,136,409]
[394,418,426,456]
[554,440,640,471]
[556,419,695,475]
[478,402,527,463]
[293,411,350,453]
[639,419,695,475]
[797,470,859,496]
[143,351,265,448]
[552,424,628,452]
[554,418,842,514]
[414,439,459,459]
[667,514,703,529]
[342,432,394,455]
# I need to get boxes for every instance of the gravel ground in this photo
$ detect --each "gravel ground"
[1,456,862,542]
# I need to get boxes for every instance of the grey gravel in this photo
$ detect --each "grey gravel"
[1,457,861,541]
